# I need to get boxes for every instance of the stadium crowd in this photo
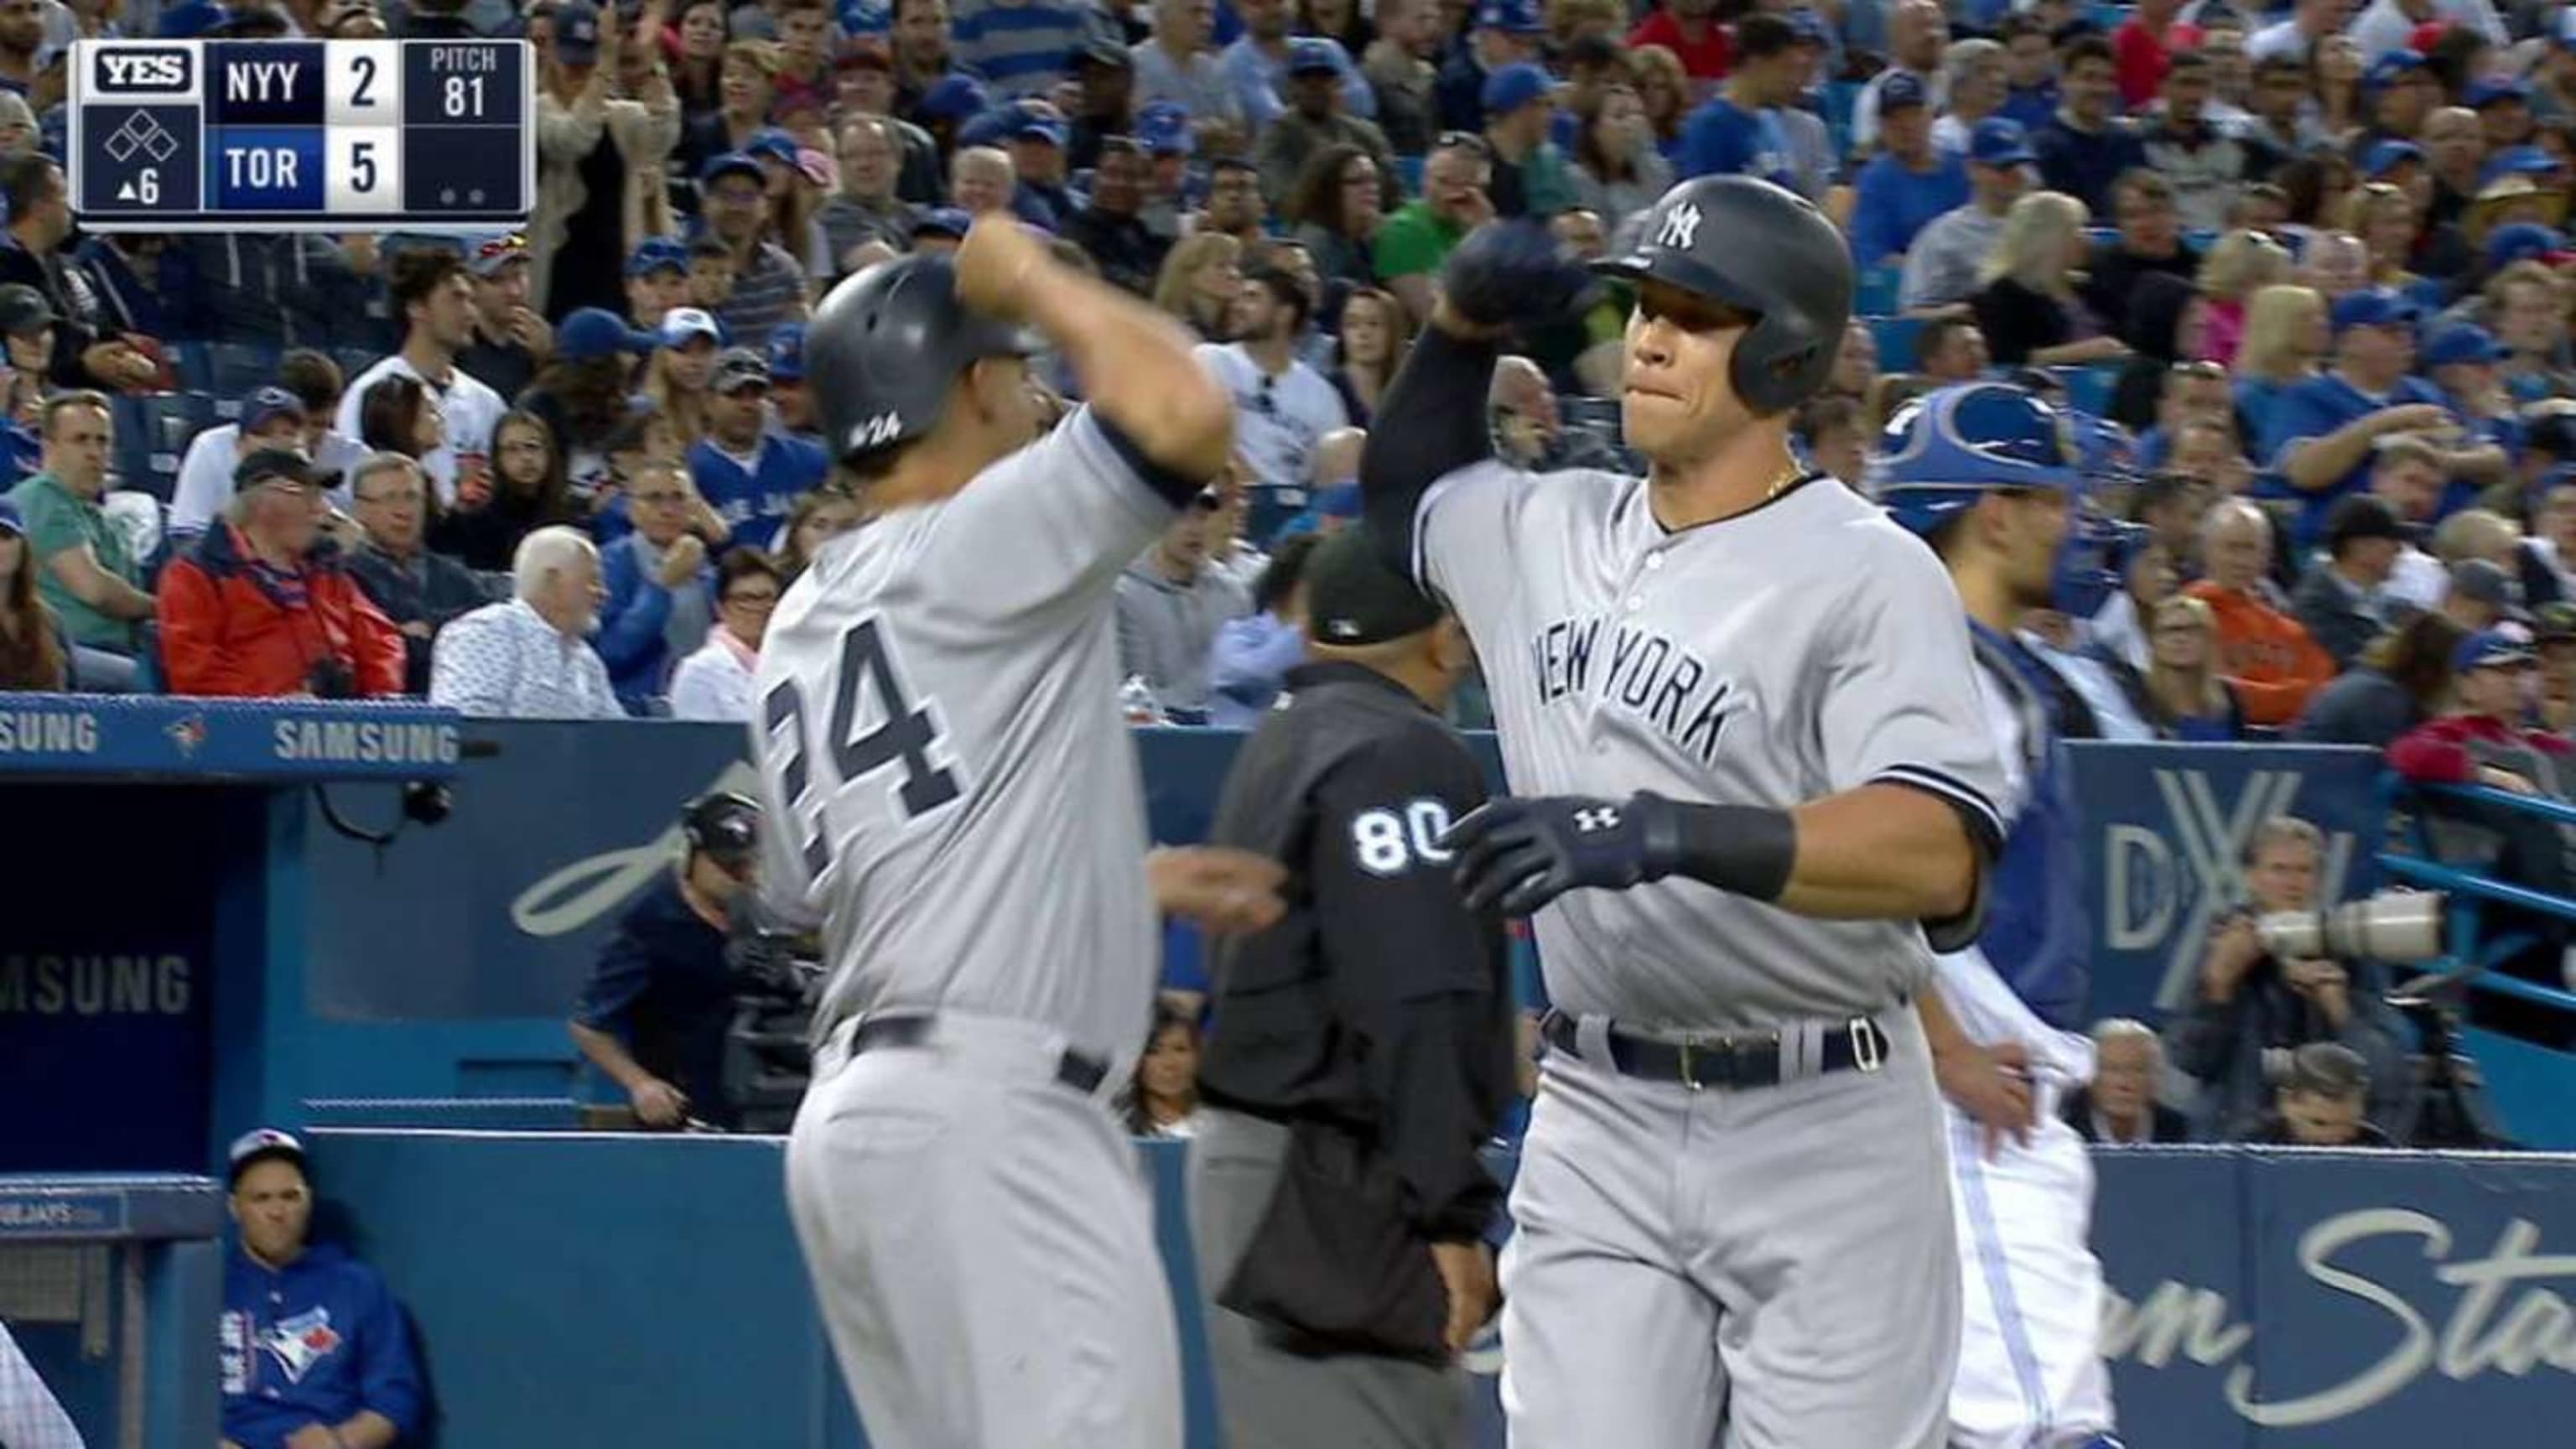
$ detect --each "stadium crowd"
[0,0,2565,1112]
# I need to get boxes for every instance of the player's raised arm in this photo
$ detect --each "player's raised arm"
[1357,221,1592,576]
[953,218,1233,493]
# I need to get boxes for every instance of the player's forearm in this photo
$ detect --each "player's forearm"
[1020,265,1232,484]
[2282,420,2384,492]
[1656,785,1977,922]
[1358,322,1499,577]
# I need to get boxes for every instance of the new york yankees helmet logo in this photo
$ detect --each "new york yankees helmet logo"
[1655,203,1702,252]
[1575,806,1622,834]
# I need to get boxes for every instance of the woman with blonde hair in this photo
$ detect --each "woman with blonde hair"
[1627,44,1690,160]
[2233,283,2329,422]
[1971,190,2129,366]
[1153,232,1245,341]
[2188,228,2293,366]
[2136,595,2245,740]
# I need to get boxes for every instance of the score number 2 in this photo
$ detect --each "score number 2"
[761,616,963,875]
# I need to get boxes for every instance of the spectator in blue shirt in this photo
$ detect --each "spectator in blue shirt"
[2035,36,2147,217]
[689,346,830,535]
[1849,71,1970,267]
[1209,532,1319,728]
[947,0,1089,99]
[2262,288,2470,552]
[598,457,719,709]
[1223,0,1373,128]
[2420,322,2525,502]
[1677,12,1804,191]
[221,1130,424,1449]
[1436,0,1546,135]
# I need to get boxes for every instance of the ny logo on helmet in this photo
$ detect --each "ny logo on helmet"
[850,412,904,449]
[1656,203,1701,252]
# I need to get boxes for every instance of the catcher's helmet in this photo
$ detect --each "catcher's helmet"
[683,792,761,869]
[806,254,1041,465]
[1590,175,1853,415]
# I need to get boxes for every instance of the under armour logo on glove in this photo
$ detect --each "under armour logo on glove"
[1440,793,1676,917]
[1656,203,1701,251]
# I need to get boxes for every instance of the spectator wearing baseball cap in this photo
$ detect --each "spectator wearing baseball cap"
[1254,39,1401,221]
[696,143,814,353]
[763,323,823,444]
[1902,119,2038,310]
[158,449,408,699]
[2469,75,2536,152]
[1479,62,1576,220]
[2261,287,2464,551]
[626,236,693,329]
[1134,0,1250,146]
[688,346,829,542]
[1223,0,1374,136]
[221,1128,426,1449]
[1433,0,1547,135]
[2422,321,2523,457]
[1848,69,1970,267]
[1001,103,1083,231]
[529,0,681,319]
[1678,13,1804,195]
[455,232,549,404]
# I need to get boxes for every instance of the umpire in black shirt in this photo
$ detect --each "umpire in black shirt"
[1189,526,1514,1449]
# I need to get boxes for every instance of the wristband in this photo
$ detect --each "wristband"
[1639,796,1797,902]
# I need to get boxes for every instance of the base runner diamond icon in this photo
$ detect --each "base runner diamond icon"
[104,111,174,169]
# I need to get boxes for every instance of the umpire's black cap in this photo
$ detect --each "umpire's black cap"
[1304,526,1444,647]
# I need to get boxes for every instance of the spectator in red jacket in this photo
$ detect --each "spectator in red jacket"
[2112,0,2183,112]
[157,450,406,699]
[2388,627,2564,793]
[1627,0,1728,83]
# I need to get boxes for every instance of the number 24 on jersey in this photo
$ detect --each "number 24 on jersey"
[762,615,963,874]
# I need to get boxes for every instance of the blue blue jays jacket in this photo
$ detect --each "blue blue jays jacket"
[685,434,829,541]
[1970,621,2092,1032]
[221,1241,423,1449]
[598,532,717,712]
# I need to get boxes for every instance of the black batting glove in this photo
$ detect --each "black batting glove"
[1439,792,1679,917]
[1438,220,1595,334]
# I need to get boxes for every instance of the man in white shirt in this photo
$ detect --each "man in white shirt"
[1193,263,1348,539]
[429,525,625,719]
[335,247,506,506]
[2246,0,2350,65]
[670,546,782,721]
[169,369,371,539]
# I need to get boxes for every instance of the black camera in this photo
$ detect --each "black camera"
[721,895,823,1134]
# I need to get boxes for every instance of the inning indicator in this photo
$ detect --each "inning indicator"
[70,39,535,231]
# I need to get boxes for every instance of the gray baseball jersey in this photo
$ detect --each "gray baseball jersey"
[1413,462,2009,1031]
[752,408,1175,1061]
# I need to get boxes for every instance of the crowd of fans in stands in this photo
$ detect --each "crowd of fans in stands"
[0,0,2562,750]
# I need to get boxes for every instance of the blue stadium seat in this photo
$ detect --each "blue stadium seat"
[1854,266,1903,317]
[1869,314,1925,371]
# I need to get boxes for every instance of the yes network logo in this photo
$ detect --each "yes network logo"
[91,46,194,95]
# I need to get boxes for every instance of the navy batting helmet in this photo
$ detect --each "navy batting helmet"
[806,254,1041,465]
[1590,175,1853,415]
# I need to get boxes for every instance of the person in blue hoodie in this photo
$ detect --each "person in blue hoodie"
[598,458,719,712]
[221,1129,423,1449]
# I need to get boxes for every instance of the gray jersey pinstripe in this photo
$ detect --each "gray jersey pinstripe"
[1413,461,2009,1031]
[752,408,1175,1065]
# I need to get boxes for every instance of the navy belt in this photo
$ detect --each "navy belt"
[849,1015,1110,1094]
[1541,1010,1889,1091]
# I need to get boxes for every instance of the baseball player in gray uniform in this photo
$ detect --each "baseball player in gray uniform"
[754,221,1280,1449]
[1360,182,2012,1446]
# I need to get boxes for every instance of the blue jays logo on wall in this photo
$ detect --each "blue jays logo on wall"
[2070,745,2386,1022]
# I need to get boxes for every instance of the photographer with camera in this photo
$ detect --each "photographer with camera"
[158,449,407,700]
[2164,817,2414,1140]
[569,793,764,1132]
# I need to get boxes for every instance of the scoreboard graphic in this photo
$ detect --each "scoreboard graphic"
[70,39,535,231]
